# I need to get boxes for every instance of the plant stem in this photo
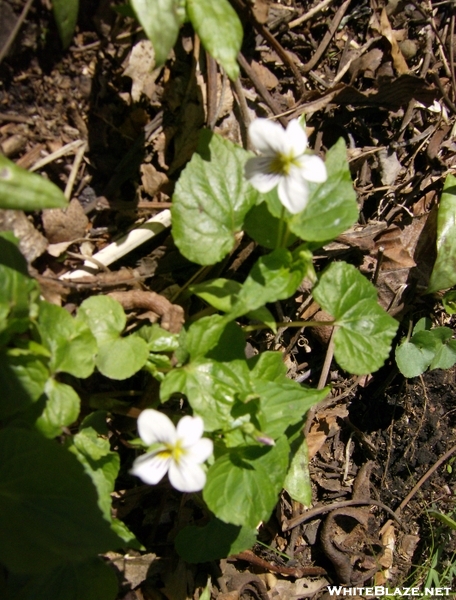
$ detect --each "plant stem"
[276,206,286,249]
[243,319,335,332]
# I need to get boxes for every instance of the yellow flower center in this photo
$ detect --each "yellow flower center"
[157,440,186,464]
[269,152,300,176]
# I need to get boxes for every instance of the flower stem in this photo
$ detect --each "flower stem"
[276,206,286,249]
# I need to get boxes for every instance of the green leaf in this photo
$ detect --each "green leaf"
[175,519,257,562]
[161,359,250,431]
[0,234,39,342]
[248,351,287,381]
[0,428,122,574]
[428,510,456,530]
[396,323,456,376]
[185,315,246,361]
[130,0,185,66]
[284,437,312,506]
[430,334,456,371]
[186,0,242,80]
[286,138,358,242]
[36,379,80,438]
[395,332,435,378]
[0,155,68,210]
[69,427,119,521]
[204,436,289,527]
[172,130,258,265]
[78,296,149,379]
[427,175,456,293]
[8,558,118,600]
[52,0,79,49]
[230,248,312,317]
[78,295,126,344]
[96,336,149,380]
[0,351,48,419]
[313,262,398,374]
[38,302,97,378]
[137,323,179,352]
[254,380,328,439]
[443,290,456,315]
[244,201,297,249]
[192,278,277,331]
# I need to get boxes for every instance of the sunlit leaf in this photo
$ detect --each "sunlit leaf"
[186,0,242,80]
[313,262,398,374]
[0,155,67,210]
[130,0,185,66]
[172,130,258,265]
[427,174,456,293]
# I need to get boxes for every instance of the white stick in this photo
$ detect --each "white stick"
[61,209,171,280]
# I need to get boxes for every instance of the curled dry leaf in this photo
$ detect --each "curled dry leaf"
[379,8,409,74]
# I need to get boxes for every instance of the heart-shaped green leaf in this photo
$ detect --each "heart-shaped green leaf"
[313,262,398,374]
[172,130,258,265]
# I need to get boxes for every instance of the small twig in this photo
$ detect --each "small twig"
[237,53,287,126]
[231,77,253,149]
[317,325,337,390]
[64,142,87,200]
[30,140,85,172]
[302,0,352,73]
[431,70,456,114]
[250,20,305,96]
[0,0,34,64]
[289,0,333,29]
[372,246,384,286]
[283,498,403,531]
[206,52,219,128]
[396,443,456,515]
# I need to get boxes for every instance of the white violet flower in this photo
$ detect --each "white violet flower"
[130,409,213,493]
[245,118,327,214]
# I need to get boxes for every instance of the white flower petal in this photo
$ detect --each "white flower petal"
[168,459,207,492]
[185,438,213,463]
[137,409,176,446]
[177,415,204,446]
[278,170,309,214]
[130,451,170,485]
[299,154,327,183]
[248,118,288,155]
[245,157,280,193]
[285,119,308,156]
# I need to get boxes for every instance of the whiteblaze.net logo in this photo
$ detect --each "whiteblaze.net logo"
[326,586,453,597]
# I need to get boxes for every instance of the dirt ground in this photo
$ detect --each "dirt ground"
[1,0,456,598]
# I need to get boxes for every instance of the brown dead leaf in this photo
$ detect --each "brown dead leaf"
[349,48,383,81]
[140,164,168,196]
[379,8,409,74]
[0,209,48,262]
[378,149,402,186]
[106,552,159,590]
[123,40,160,102]
[271,577,328,599]
[250,60,279,90]
[42,198,89,244]
[307,405,348,459]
